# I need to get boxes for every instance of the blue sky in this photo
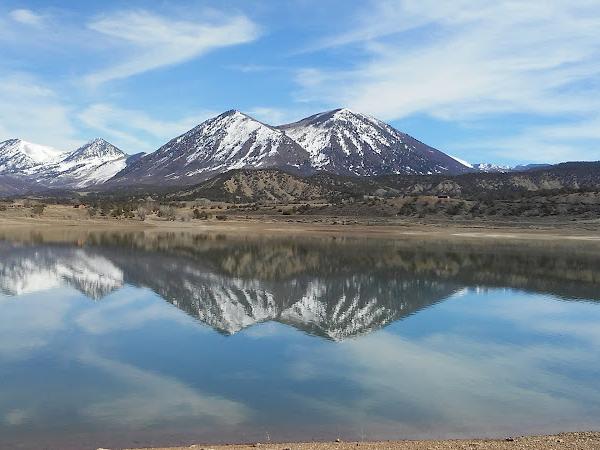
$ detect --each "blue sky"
[1,0,599,165]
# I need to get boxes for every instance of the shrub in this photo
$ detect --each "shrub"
[31,204,45,216]
[192,208,209,220]
[158,206,176,221]
[136,206,148,221]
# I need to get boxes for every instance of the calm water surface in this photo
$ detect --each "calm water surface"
[1,230,600,449]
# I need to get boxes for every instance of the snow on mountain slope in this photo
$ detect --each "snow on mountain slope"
[0,138,130,189]
[450,155,473,169]
[0,139,66,174]
[277,108,470,176]
[37,138,128,188]
[109,110,312,186]
[473,163,513,173]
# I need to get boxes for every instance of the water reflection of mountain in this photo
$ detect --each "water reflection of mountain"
[1,231,599,339]
[0,242,123,299]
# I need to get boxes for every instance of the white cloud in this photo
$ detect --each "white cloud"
[78,103,217,152]
[85,10,260,85]
[460,116,600,163]
[298,0,600,162]
[9,9,43,27]
[303,1,600,119]
[0,73,81,150]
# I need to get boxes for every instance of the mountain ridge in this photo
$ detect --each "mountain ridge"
[0,138,133,189]
[0,108,580,194]
[278,108,470,177]
[109,109,312,186]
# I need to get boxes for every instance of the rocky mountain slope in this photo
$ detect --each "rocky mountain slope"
[278,108,470,177]
[168,162,600,203]
[109,110,312,186]
[0,175,40,196]
[173,168,330,202]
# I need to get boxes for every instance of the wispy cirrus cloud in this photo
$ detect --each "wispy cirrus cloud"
[300,0,600,120]
[8,9,44,27]
[296,0,600,162]
[84,10,260,85]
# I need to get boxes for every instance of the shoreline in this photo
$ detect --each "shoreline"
[1,214,600,243]
[127,432,600,450]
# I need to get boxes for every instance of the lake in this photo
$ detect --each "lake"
[1,229,600,449]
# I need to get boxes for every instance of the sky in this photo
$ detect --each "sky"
[1,0,599,165]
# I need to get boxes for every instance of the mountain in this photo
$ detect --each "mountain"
[473,163,512,173]
[37,138,130,188]
[173,168,332,202]
[512,163,553,172]
[168,162,600,204]
[109,110,312,186]
[0,139,65,174]
[277,108,471,176]
[0,174,40,196]
[0,138,134,190]
[473,162,553,173]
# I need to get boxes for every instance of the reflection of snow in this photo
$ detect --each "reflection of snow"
[0,247,123,299]
[0,243,456,340]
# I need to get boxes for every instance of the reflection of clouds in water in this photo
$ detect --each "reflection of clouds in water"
[0,288,250,430]
[4,409,29,426]
[78,351,249,427]
[74,287,198,335]
[287,294,600,436]
[0,289,75,360]
[476,293,600,346]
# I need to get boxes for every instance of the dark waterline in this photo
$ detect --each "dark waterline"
[1,230,600,449]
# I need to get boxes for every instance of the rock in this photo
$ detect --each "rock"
[335,438,341,443]
[505,437,515,442]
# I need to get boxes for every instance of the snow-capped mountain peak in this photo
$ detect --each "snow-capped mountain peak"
[38,138,129,188]
[109,110,311,185]
[473,163,513,173]
[277,108,470,176]
[0,138,66,174]
[63,138,126,163]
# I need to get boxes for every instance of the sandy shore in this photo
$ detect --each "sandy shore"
[1,202,600,240]
[1,214,600,245]
[127,432,600,450]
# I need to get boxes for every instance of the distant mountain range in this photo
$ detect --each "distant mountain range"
[472,162,553,173]
[0,138,142,190]
[0,108,535,195]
